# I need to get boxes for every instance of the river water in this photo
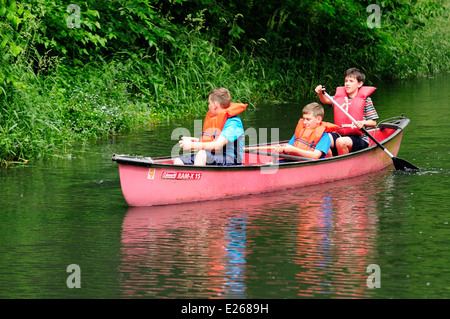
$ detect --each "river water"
[0,73,449,300]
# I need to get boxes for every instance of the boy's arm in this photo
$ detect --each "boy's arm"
[275,144,323,159]
[275,132,330,159]
[355,119,377,129]
[359,97,378,128]
[314,85,332,104]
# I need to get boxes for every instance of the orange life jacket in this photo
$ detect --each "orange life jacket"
[293,119,339,151]
[200,102,247,142]
[333,86,376,136]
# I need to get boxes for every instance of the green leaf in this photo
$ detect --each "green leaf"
[0,37,8,50]
[11,44,23,57]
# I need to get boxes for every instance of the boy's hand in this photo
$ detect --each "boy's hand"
[178,136,200,150]
[355,119,376,129]
[314,85,332,104]
[355,121,365,129]
[179,136,200,151]
[315,85,324,94]
[179,138,192,151]
[275,144,295,154]
[181,136,199,142]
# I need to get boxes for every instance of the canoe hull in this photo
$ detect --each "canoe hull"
[113,117,408,206]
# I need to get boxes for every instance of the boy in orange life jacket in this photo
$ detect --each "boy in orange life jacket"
[315,68,379,156]
[173,87,246,166]
[275,102,339,159]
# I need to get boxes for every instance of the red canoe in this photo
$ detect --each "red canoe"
[112,116,410,206]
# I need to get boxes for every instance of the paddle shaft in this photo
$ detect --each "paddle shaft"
[322,91,396,159]
[244,146,279,151]
[245,149,313,162]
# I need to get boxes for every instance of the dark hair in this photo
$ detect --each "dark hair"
[345,68,366,83]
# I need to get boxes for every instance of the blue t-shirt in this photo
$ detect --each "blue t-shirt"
[220,116,245,163]
[288,132,331,158]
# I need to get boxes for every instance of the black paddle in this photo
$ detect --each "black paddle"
[321,88,419,172]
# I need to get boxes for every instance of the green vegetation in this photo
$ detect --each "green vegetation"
[1,0,448,165]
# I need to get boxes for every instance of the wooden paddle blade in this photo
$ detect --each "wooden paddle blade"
[393,157,419,172]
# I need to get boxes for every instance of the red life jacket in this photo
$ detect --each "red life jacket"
[200,102,247,142]
[333,86,376,136]
[293,119,339,151]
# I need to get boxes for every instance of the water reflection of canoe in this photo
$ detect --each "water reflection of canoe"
[120,172,390,298]
[112,116,410,206]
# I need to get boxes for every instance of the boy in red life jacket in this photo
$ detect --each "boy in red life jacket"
[173,87,246,166]
[275,102,339,159]
[314,68,379,156]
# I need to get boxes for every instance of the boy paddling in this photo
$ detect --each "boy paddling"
[315,68,379,156]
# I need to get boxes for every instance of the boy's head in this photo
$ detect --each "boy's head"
[208,87,231,110]
[344,68,365,97]
[302,102,324,128]
[345,68,365,83]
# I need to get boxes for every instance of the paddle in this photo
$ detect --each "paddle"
[244,145,278,151]
[321,88,419,172]
[244,147,314,162]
